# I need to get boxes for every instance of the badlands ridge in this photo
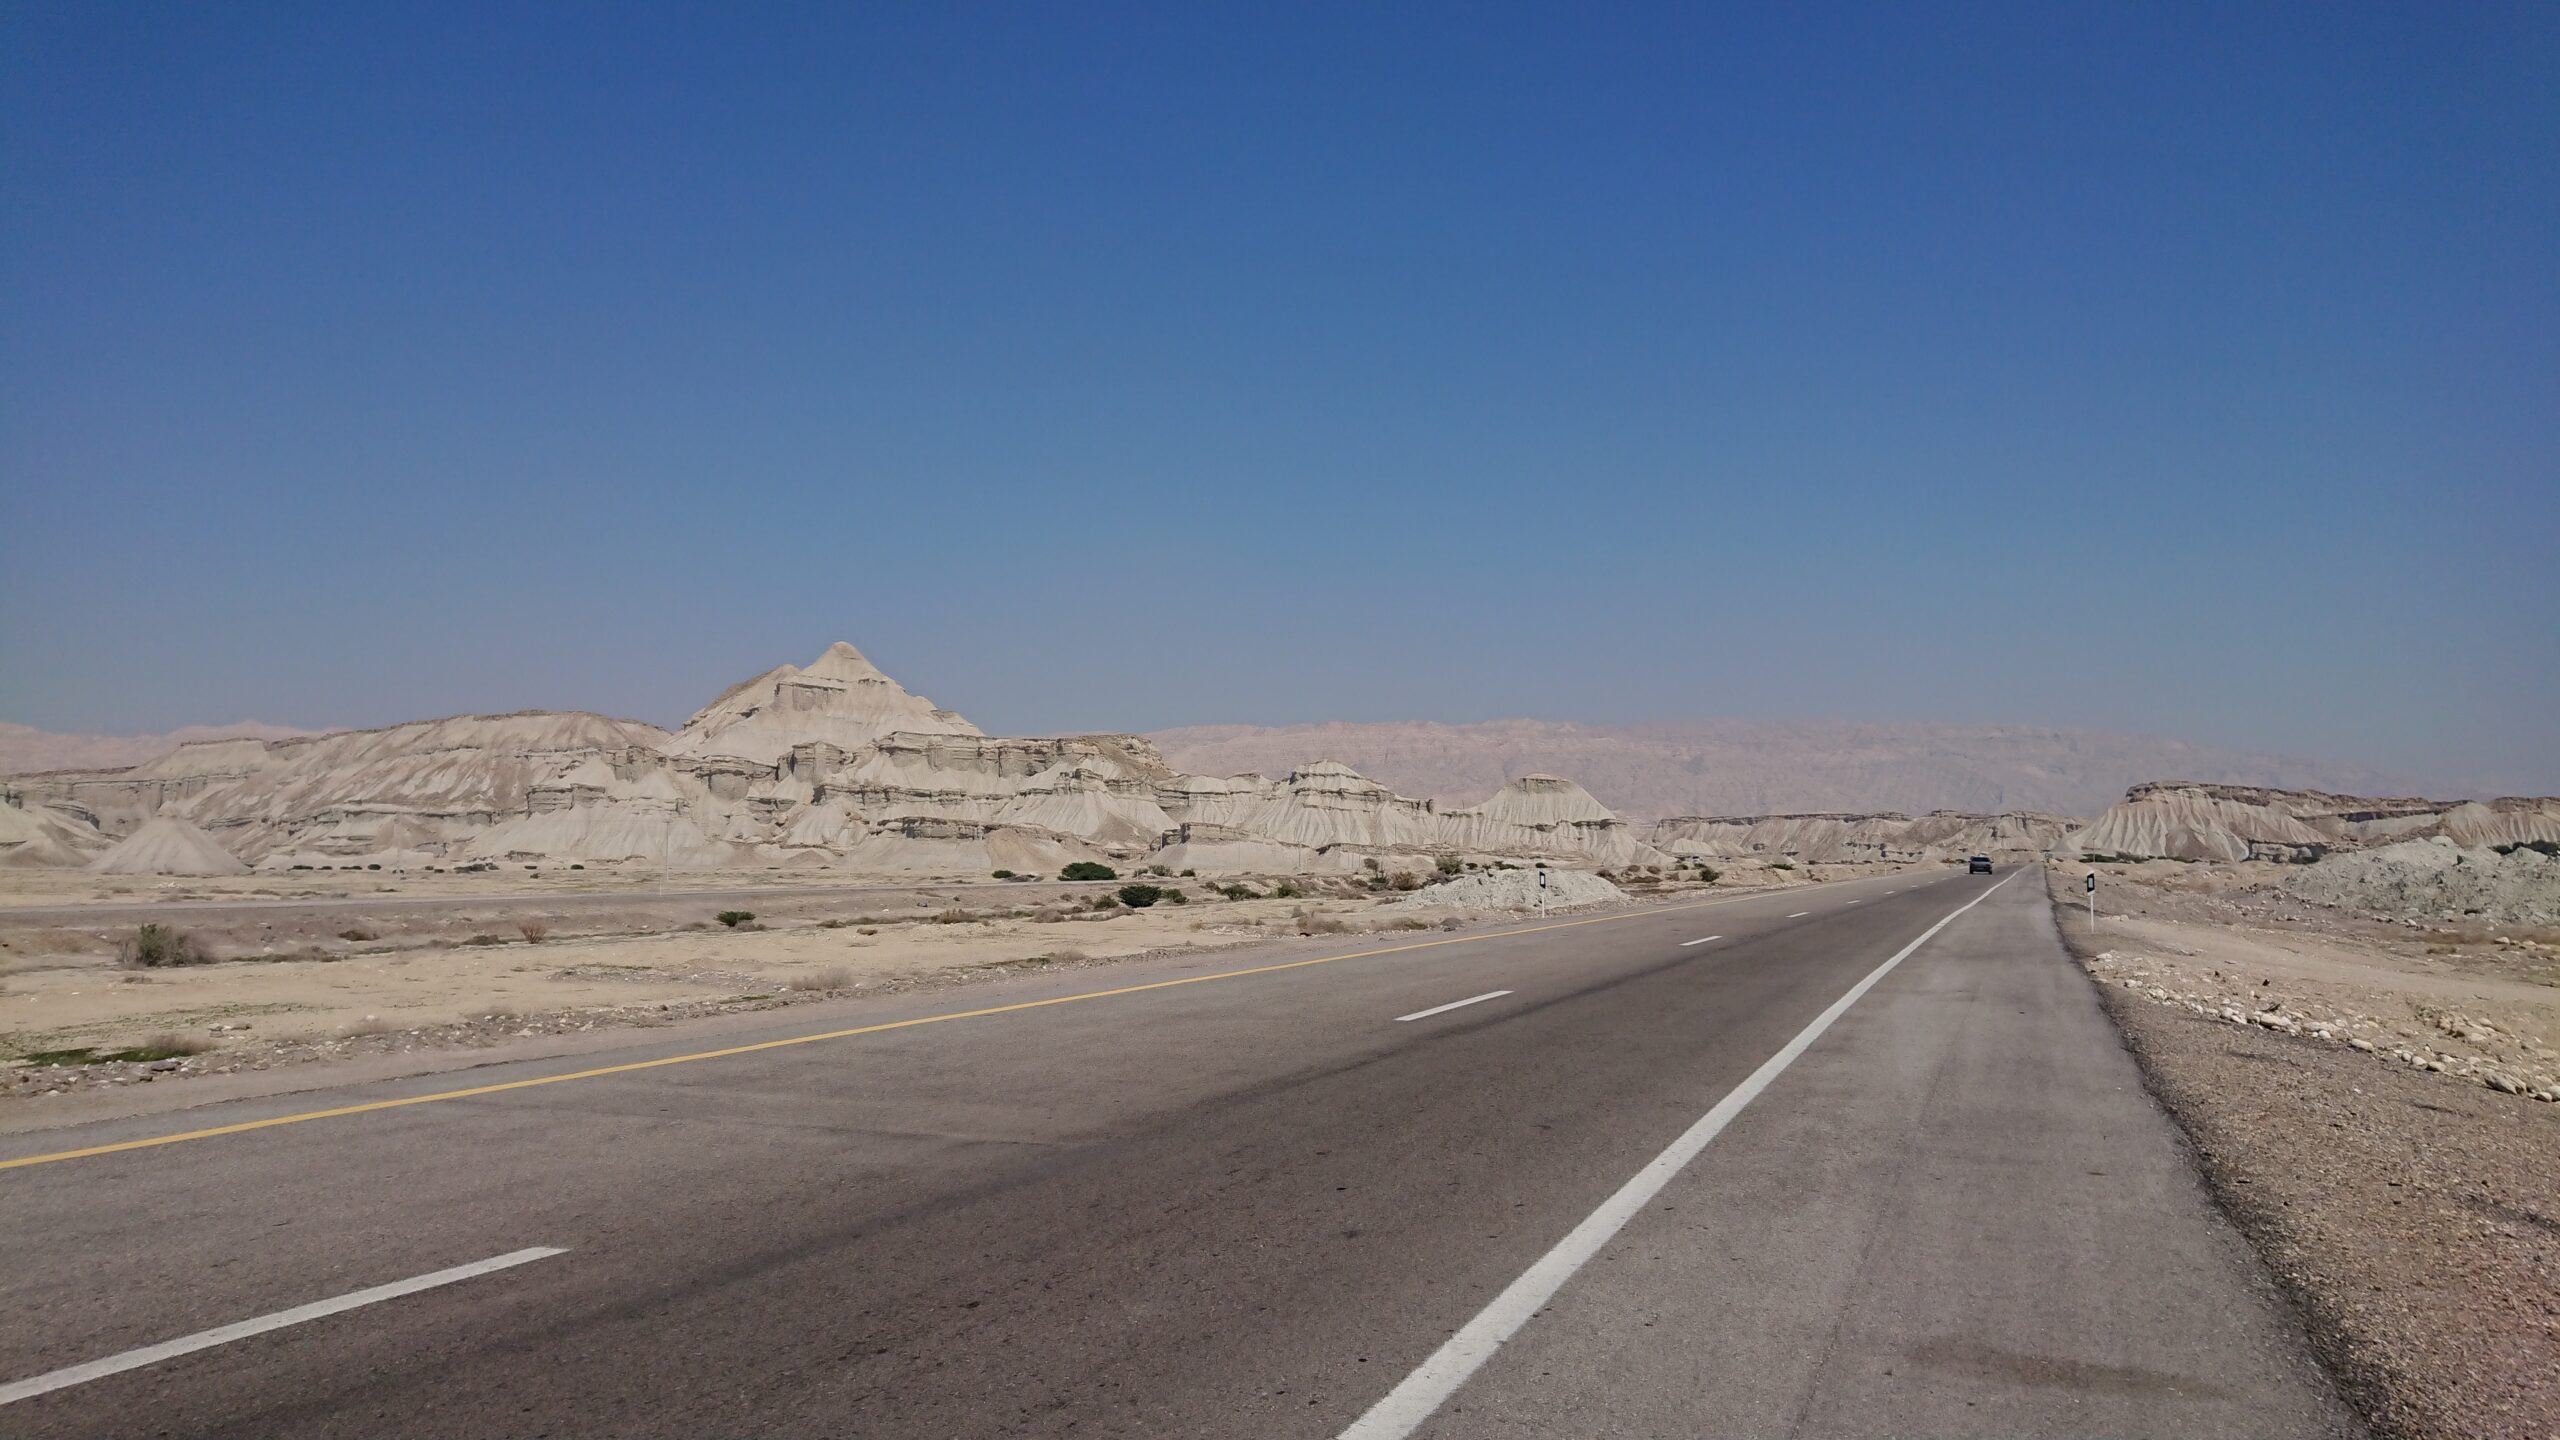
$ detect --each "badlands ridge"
[2,642,2552,877]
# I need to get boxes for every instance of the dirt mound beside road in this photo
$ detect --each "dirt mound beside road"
[2284,838,2560,927]
[1392,868,1625,912]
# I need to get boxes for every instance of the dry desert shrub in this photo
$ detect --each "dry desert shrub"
[1294,905,1353,936]
[463,933,505,947]
[340,1016,396,1038]
[1439,916,1465,931]
[1036,948,1090,965]
[339,927,378,943]
[801,965,854,991]
[119,924,212,968]
[934,908,974,924]
[518,921,550,943]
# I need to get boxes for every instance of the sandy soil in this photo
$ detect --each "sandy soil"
[2050,864,2560,1439]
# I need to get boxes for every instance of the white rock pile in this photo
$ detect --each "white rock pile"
[2081,949,2560,1103]
[2282,837,2560,926]
[1392,868,1626,912]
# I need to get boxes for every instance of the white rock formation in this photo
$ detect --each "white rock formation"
[2067,783,2560,862]
[3,643,1672,876]
[665,641,979,764]
[89,816,250,875]
[2282,837,2560,926]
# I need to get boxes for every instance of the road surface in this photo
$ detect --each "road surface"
[0,869,2356,1437]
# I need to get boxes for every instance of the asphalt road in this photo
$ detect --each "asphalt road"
[0,869,2357,1437]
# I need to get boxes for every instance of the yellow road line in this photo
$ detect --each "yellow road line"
[2,889,1803,1172]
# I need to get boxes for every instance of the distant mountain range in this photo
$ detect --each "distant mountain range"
[1145,719,2436,821]
[0,721,316,776]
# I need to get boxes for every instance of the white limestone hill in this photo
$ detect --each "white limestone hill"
[2067,783,2560,862]
[665,641,980,764]
[0,799,108,869]
[2,643,1667,876]
[89,816,249,875]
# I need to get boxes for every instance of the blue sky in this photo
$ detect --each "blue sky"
[3,2,2554,790]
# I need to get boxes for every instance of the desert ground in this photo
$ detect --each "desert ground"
[0,857,1855,1113]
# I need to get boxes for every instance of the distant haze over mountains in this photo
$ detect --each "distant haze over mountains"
[1144,719,2439,821]
[0,722,317,776]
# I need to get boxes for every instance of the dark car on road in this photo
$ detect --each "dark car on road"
[1968,855,1994,873]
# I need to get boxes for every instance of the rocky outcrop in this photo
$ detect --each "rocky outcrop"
[665,641,979,764]
[2067,783,2560,862]
[2281,837,2560,926]
[89,816,249,875]
[1,642,1670,876]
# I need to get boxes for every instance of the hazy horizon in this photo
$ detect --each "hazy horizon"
[5,6,2554,793]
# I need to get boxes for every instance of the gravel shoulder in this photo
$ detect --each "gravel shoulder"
[2049,867,2560,1440]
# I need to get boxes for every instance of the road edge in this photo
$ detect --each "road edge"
[2041,869,2390,1440]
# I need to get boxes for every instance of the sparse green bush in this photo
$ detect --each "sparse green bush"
[1061,862,1117,882]
[1217,883,1262,900]
[716,910,755,928]
[1436,854,1464,875]
[1694,864,1721,884]
[1271,881,1301,898]
[1167,889,1187,904]
[991,869,1016,879]
[119,924,211,969]
[1390,871,1423,891]
[1768,860,1795,872]
[1147,864,1172,877]
[1091,893,1120,909]
[1179,868,1196,877]
[1116,883,1167,908]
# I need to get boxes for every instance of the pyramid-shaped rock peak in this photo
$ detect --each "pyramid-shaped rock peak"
[666,641,982,764]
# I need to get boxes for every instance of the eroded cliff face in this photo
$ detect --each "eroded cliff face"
[0,644,1668,875]
[2068,783,2560,861]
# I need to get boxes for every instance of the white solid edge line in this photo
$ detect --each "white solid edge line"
[1785,911,1810,918]
[1676,935,1722,947]
[1336,873,2016,1440]
[1396,991,1514,1023]
[0,1246,568,1407]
